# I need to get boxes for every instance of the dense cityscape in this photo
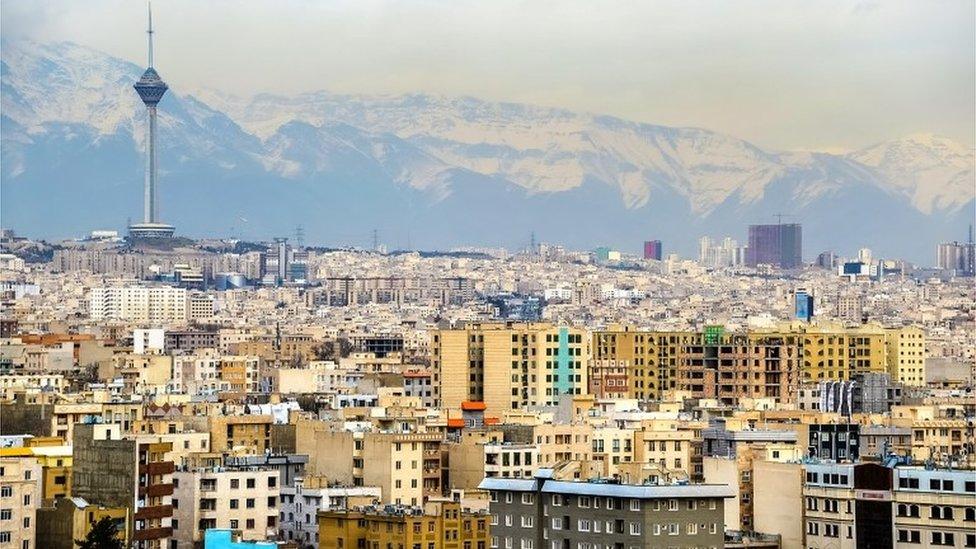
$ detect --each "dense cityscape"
[2,2,975,549]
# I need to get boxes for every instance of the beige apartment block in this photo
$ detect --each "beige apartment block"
[589,426,635,477]
[172,467,280,548]
[531,422,592,467]
[297,422,443,505]
[634,425,694,477]
[752,460,804,549]
[0,456,42,549]
[209,414,274,454]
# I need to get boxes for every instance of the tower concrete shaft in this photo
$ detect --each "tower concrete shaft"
[144,104,159,223]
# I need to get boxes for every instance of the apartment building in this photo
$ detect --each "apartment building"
[532,423,592,468]
[884,326,926,386]
[0,456,42,549]
[403,369,437,408]
[0,440,72,501]
[279,476,381,548]
[317,500,490,549]
[802,462,976,549]
[209,415,275,454]
[481,470,731,549]
[36,497,129,549]
[71,424,174,549]
[171,465,280,548]
[88,286,188,323]
[802,463,885,549]
[593,328,804,406]
[589,426,635,478]
[430,322,588,413]
[297,422,443,506]
[892,467,976,548]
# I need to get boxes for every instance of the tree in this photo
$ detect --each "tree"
[75,517,123,549]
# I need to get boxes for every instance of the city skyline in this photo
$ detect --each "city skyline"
[1,3,975,546]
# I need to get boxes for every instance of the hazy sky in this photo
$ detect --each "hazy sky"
[4,0,974,151]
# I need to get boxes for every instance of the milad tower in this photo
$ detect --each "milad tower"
[128,3,175,239]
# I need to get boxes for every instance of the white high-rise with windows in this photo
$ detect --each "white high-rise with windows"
[89,286,188,323]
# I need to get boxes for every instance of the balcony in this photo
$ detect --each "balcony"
[134,504,173,521]
[139,461,175,476]
[139,483,174,498]
[132,527,174,541]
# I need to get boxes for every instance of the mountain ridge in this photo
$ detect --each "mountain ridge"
[2,40,973,263]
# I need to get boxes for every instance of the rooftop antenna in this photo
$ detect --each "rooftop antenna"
[147,2,155,68]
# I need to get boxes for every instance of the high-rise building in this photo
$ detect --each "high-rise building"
[746,223,802,268]
[699,236,747,268]
[816,250,836,269]
[128,5,175,240]
[642,239,662,260]
[88,286,188,323]
[936,228,975,276]
[430,322,588,412]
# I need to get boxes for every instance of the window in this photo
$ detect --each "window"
[629,522,641,535]
[551,518,561,530]
[824,524,839,538]
[0,533,9,543]
[246,498,255,509]
[931,506,954,520]
[521,516,533,528]
[965,533,976,548]
[932,532,955,546]
[806,522,819,535]
[579,496,590,508]
[246,478,256,489]
[520,540,533,549]
[629,499,640,512]
[898,530,921,544]
[965,507,975,522]
[0,510,10,520]
[230,479,240,489]
[230,499,239,509]
[687,523,697,534]
[667,499,678,511]
[230,520,239,529]
[521,494,533,505]
[578,519,591,532]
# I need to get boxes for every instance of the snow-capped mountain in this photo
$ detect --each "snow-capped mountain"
[849,133,974,214]
[2,40,973,262]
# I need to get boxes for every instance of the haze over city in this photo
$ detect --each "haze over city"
[0,4,974,549]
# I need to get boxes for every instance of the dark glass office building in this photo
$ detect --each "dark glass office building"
[747,223,802,268]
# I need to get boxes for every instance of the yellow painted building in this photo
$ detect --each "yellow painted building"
[318,500,490,549]
[884,325,926,386]
[0,440,72,501]
[36,496,130,549]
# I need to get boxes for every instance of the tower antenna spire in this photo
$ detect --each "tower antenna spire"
[147,1,154,68]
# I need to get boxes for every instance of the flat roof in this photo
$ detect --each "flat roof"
[479,477,734,499]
